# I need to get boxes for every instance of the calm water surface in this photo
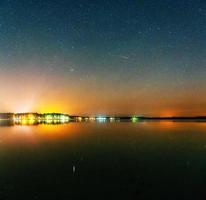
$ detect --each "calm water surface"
[0,122,206,199]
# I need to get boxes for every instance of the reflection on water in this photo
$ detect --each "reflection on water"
[0,117,120,126]
[1,118,206,127]
[0,119,70,126]
[0,121,206,199]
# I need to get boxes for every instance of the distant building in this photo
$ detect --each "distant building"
[0,112,70,124]
[42,113,70,121]
[14,113,40,121]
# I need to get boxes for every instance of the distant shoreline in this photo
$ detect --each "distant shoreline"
[0,112,206,121]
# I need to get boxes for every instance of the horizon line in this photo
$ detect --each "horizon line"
[1,112,206,118]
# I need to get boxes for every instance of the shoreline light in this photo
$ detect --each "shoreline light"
[96,116,107,122]
[132,116,139,123]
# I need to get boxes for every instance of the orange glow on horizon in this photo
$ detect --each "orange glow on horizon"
[159,110,177,117]
[1,68,206,116]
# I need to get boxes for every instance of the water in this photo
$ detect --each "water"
[0,121,206,199]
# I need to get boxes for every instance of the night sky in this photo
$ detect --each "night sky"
[0,0,206,116]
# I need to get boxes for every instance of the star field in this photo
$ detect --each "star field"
[0,0,206,115]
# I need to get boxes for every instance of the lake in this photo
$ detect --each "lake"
[0,121,206,199]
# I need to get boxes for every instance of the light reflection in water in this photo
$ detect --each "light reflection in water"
[0,121,206,200]
[0,121,206,143]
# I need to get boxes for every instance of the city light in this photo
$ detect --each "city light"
[110,117,115,122]
[77,117,82,122]
[89,117,95,121]
[96,116,107,122]
[132,116,139,123]
[0,113,148,125]
[9,113,71,125]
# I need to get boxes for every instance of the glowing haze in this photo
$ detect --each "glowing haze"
[0,0,206,116]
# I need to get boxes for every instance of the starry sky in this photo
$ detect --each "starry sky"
[0,0,206,116]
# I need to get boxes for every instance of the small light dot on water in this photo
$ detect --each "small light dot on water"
[73,166,76,173]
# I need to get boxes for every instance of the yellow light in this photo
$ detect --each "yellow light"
[53,119,59,124]
[78,117,82,122]
[89,117,95,121]
[110,117,115,122]
[21,119,27,125]
[46,119,53,124]
[28,119,35,124]
[28,114,35,120]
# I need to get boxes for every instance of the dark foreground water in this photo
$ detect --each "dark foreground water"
[0,121,206,200]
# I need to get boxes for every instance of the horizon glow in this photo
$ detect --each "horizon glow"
[1,0,206,116]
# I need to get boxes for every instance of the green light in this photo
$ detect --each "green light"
[132,116,139,123]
